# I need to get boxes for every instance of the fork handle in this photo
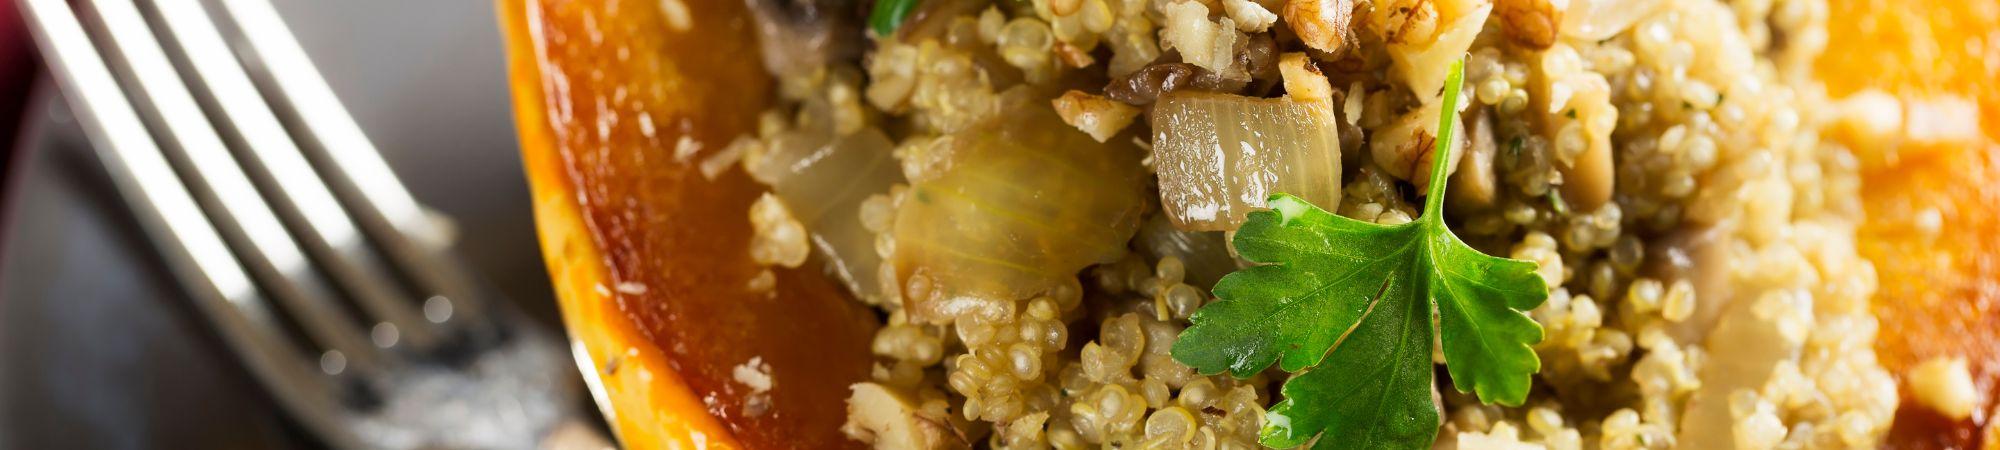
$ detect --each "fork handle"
[541,416,618,450]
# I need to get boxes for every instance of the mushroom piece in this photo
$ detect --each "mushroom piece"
[1447,108,1499,211]
[744,0,866,76]
[1103,62,1228,106]
[1530,44,1616,212]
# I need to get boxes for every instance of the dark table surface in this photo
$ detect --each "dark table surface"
[0,1,559,448]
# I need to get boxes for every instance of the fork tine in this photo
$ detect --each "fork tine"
[16,0,355,444]
[206,0,492,327]
[81,0,388,374]
[136,0,444,350]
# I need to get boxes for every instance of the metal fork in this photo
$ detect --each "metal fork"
[17,0,613,447]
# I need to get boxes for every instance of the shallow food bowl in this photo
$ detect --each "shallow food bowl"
[497,0,2000,447]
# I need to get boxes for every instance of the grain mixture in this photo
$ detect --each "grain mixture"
[729,0,1899,447]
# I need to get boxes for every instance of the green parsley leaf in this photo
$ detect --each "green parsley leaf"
[1169,58,1548,450]
[868,0,921,37]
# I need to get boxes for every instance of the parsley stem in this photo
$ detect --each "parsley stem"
[1422,58,1467,221]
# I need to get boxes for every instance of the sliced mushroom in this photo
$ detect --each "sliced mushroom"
[1103,62,1227,106]
[1447,108,1499,211]
[743,0,866,75]
[1233,32,1279,83]
[1531,44,1616,211]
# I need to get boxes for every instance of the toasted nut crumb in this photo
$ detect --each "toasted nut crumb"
[1277,52,1333,103]
[1285,0,1354,54]
[1222,0,1277,32]
[1496,0,1560,49]
[1909,356,1979,420]
[1055,41,1097,67]
[843,383,966,449]
[1053,90,1142,142]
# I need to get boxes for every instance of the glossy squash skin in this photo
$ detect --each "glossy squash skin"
[498,0,879,448]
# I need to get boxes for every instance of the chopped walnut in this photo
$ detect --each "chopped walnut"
[1053,90,1143,142]
[843,383,967,450]
[1222,0,1278,32]
[1496,0,1560,49]
[1160,1,1240,76]
[1283,0,1355,54]
[1365,0,1437,44]
[1277,52,1333,103]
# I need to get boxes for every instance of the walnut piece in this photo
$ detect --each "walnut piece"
[1053,90,1143,143]
[1496,0,1560,49]
[1277,52,1333,103]
[1285,0,1355,54]
[842,383,966,450]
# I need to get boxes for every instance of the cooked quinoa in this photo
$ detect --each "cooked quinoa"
[733,0,1899,447]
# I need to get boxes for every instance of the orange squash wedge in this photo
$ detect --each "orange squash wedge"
[498,0,879,448]
[1820,0,2000,448]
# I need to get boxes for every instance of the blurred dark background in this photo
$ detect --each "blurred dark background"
[0,0,554,448]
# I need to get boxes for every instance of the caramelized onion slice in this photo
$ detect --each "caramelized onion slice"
[1150,91,1343,231]
[1559,0,1666,41]
[754,126,904,301]
[895,92,1148,322]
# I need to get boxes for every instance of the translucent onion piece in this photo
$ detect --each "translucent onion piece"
[1559,0,1665,41]
[748,94,836,185]
[1135,214,1237,289]
[895,93,1148,322]
[757,127,903,301]
[1150,91,1343,231]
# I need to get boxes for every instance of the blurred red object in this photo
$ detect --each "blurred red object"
[0,0,33,152]
[0,0,36,179]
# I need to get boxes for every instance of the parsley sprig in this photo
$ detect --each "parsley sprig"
[1170,59,1548,449]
